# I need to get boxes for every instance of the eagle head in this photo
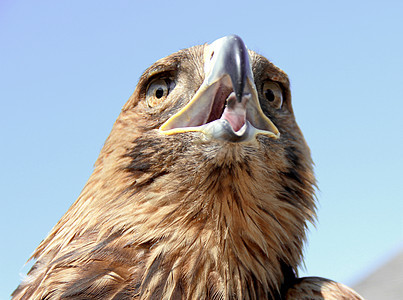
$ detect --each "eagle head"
[14,35,319,299]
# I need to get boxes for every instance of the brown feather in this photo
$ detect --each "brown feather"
[286,277,364,300]
[13,42,362,299]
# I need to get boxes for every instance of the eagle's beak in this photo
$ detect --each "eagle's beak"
[160,35,280,142]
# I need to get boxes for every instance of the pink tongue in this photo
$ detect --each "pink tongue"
[220,99,246,132]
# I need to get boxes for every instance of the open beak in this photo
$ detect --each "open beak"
[159,35,280,142]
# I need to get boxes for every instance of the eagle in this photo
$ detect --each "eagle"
[13,35,363,299]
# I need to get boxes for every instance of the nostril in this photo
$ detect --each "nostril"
[210,51,214,60]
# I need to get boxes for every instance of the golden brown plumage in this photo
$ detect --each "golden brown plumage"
[286,277,363,299]
[13,35,363,299]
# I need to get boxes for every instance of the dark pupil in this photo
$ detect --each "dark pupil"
[155,87,164,99]
[264,89,275,102]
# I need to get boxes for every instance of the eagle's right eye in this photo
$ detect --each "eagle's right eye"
[146,79,172,107]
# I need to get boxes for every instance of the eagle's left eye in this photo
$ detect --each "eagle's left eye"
[262,81,283,109]
[146,79,172,107]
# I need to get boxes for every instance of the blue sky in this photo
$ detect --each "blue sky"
[1,0,402,298]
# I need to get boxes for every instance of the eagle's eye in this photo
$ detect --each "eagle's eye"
[146,79,172,107]
[262,81,283,109]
